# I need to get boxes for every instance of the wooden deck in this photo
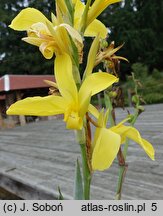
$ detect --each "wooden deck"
[0,104,163,200]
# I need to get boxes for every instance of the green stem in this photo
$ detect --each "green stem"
[123,110,138,159]
[105,91,126,200]
[104,91,125,200]
[115,109,139,200]
[77,130,91,199]
[104,90,139,200]
[115,148,128,200]
[104,91,115,126]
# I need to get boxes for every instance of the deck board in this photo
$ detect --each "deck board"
[0,104,163,199]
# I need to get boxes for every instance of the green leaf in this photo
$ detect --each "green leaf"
[64,0,74,25]
[73,159,84,200]
[68,34,79,68]
[79,0,92,34]
[58,187,64,200]
[104,91,115,127]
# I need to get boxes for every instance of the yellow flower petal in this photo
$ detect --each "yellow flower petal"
[23,37,56,59]
[65,111,83,130]
[53,25,71,54]
[112,56,129,62]
[9,8,51,31]
[61,24,83,44]
[22,37,44,47]
[28,22,51,36]
[56,0,67,14]
[79,72,118,99]
[83,35,100,78]
[87,0,122,26]
[79,92,91,118]
[112,125,155,160]
[97,109,105,127]
[39,42,56,59]
[88,104,99,119]
[44,80,58,88]
[92,128,121,171]
[6,96,66,116]
[55,53,78,103]
[85,19,108,38]
[105,43,124,56]
[51,12,59,26]
[72,0,77,4]
[73,0,85,23]
[73,0,107,38]
[141,138,155,160]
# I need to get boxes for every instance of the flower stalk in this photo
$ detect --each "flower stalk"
[115,112,138,200]
[77,129,91,199]
[104,90,127,200]
[115,73,143,200]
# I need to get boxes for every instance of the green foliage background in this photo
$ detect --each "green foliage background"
[100,0,163,75]
[123,63,163,105]
[0,0,55,76]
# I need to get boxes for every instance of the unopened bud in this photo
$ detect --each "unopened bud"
[101,39,108,49]
[109,91,117,98]
[127,114,135,123]
[132,95,139,104]
[137,105,145,115]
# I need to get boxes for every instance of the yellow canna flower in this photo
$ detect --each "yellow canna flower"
[90,109,155,171]
[9,8,83,60]
[7,53,118,130]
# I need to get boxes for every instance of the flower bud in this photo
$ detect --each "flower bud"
[137,105,145,115]
[101,39,108,49]
[132,95,139,104]
[109,91,117,98]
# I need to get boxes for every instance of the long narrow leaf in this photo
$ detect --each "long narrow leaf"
[73,159,84,200]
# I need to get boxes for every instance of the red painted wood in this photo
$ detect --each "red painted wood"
[0,77,5,92]
[0,95,6,100]
[0,75,55,92]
